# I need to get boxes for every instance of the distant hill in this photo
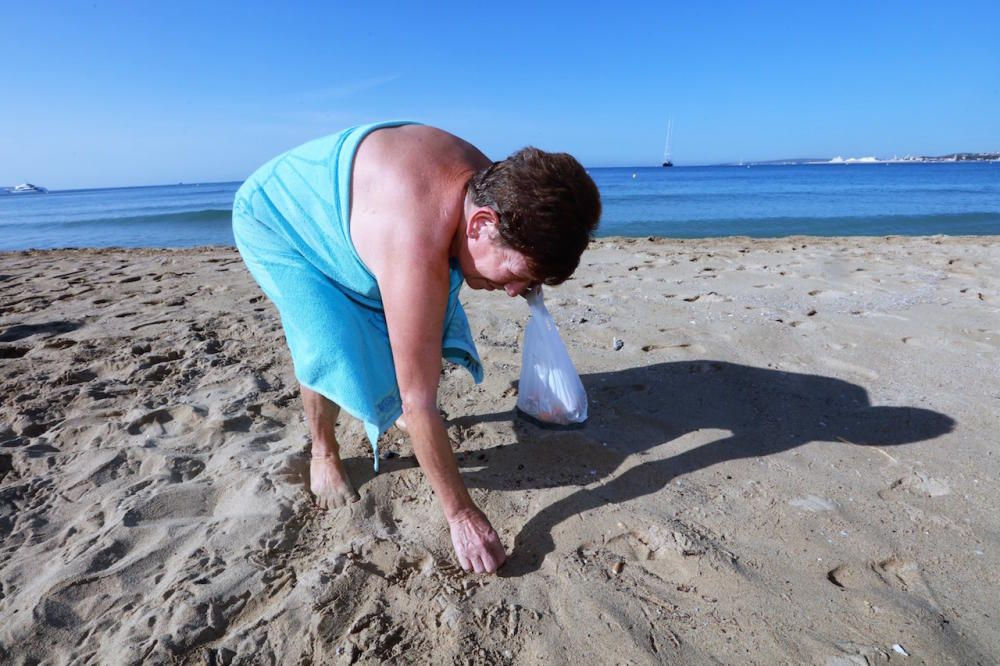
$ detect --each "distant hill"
[932,152,1000,161]
[716,152,1000,167]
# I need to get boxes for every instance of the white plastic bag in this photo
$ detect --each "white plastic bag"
[516,286,588,426]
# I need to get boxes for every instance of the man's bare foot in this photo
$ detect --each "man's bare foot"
[310,454,360,509]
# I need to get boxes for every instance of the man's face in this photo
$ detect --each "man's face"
[465,231,537,297]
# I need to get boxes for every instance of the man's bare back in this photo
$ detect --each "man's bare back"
[350,125,491,278]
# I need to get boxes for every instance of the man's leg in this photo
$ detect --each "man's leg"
[301,384,360,509]
[234,210,361,509]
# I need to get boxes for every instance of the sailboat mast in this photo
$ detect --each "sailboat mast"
[661,119,674,167]
[663,119,673,161]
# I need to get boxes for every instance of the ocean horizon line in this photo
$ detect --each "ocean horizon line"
[7,158,1000,194]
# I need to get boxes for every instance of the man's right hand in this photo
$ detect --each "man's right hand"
[448,506,507,573]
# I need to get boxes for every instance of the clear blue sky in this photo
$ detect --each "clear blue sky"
[3,1,998,188]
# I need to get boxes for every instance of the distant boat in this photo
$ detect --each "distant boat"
[661,119,674,168]
[8,183,48,194]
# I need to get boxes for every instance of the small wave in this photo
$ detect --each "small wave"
[15,208,233,230]
[598,211,1000,238]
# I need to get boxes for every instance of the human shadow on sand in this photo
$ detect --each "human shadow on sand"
[354,360,955,576]
[465,360,954,575]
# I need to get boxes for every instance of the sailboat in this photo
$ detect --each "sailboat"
[661,119,674,167]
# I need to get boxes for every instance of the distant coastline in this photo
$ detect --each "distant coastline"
[718,152,1000,167]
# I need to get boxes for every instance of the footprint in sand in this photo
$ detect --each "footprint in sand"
[826,562,867,590]
[0,453,14,482]
[827,553,934,607]
[0,345,30,359]
[43,337,77,350]
[165,456,206,483]
[874,554,927,594]
[602,522,735,587]
[56,368,99,386]
[881,471,951,498]
[121,487,208,528]
[126,404,205,437]
[0,321,82,342]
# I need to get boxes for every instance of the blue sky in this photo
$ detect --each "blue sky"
[2,1,998,188]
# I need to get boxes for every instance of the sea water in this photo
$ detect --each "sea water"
[0,182,236,251]
[597,163,1000,238]
[1,163,998,251]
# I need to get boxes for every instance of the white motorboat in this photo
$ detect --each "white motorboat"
[8,183,48,194]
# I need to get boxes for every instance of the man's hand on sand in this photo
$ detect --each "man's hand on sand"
[448,507,506,573]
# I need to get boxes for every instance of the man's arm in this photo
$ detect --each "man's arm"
[376,239,506,574]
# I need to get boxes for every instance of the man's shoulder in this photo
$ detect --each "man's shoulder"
[355,126,487,221]
[351,126,477,277]
[362,125,486,178]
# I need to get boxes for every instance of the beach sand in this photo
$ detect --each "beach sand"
[1,236,998,664]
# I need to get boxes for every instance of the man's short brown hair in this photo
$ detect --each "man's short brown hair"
[468,147,601,285]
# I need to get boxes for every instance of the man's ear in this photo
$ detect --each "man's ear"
[468,208,498,240]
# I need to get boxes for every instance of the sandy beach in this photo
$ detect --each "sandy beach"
[1,236,998,664]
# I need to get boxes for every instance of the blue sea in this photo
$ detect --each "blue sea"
[1,163,998,252]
